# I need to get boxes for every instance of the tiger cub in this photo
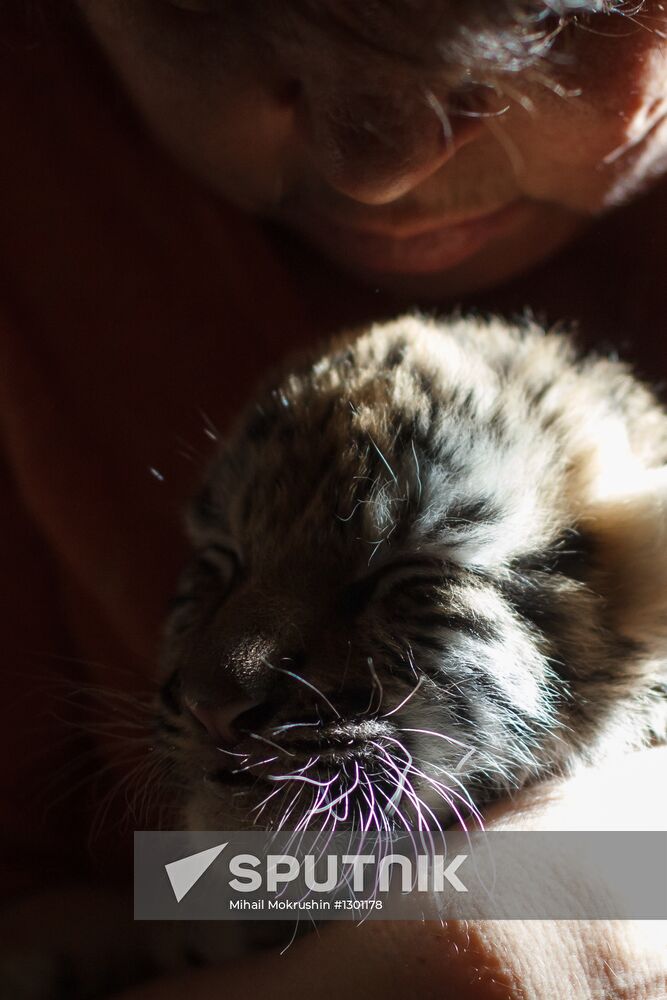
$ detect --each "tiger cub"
[4,313,667,999]
[159,313,667,834]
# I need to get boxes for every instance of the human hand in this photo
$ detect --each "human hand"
[110,746,667,1000]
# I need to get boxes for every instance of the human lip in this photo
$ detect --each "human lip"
[289,200,527,275]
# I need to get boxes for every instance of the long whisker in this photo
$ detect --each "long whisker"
[381,675,424,718]
[268,772,338,789]
[412,753,484,824]
[244,731,296,757]
[215,746,249,758]
[271,721,321,734]
[366,657,384,715]
[407,762,484,832]
[250,786,282,817]
[261,658,341,718]
[310,765,358,816]
[400,726,473,751]
[231,756,278,774]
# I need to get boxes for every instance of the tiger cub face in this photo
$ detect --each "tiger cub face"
[157,314,667,832]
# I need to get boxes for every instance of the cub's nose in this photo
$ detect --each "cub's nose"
[185,697,267,746]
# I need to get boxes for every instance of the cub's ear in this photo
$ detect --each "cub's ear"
[581,466,667,642]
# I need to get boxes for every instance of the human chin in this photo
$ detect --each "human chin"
[284,201,588,300]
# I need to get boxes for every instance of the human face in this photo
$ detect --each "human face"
[77,1,667,297]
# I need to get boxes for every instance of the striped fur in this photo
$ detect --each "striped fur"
[159,313,667,831]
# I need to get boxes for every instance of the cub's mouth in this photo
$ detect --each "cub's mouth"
[156,669,480,833]
[197,725,442,834]
[177,700,419,829]
[200,719,397,790]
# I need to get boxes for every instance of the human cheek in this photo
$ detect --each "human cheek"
[137,82,300,213]
[77,1,300,210]
[499,30,667,214]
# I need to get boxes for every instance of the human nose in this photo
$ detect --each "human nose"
[308,97,482,205]
[279,79,485,205]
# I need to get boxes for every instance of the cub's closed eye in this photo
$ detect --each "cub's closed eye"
[341,556,452,615]
[167,545,241,614]
[197,544,243,584]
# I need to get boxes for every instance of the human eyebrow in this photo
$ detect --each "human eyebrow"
[542,1,638,10]
[276,1,611,78]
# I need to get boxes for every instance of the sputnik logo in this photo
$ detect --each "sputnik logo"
[165,842,228,902]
